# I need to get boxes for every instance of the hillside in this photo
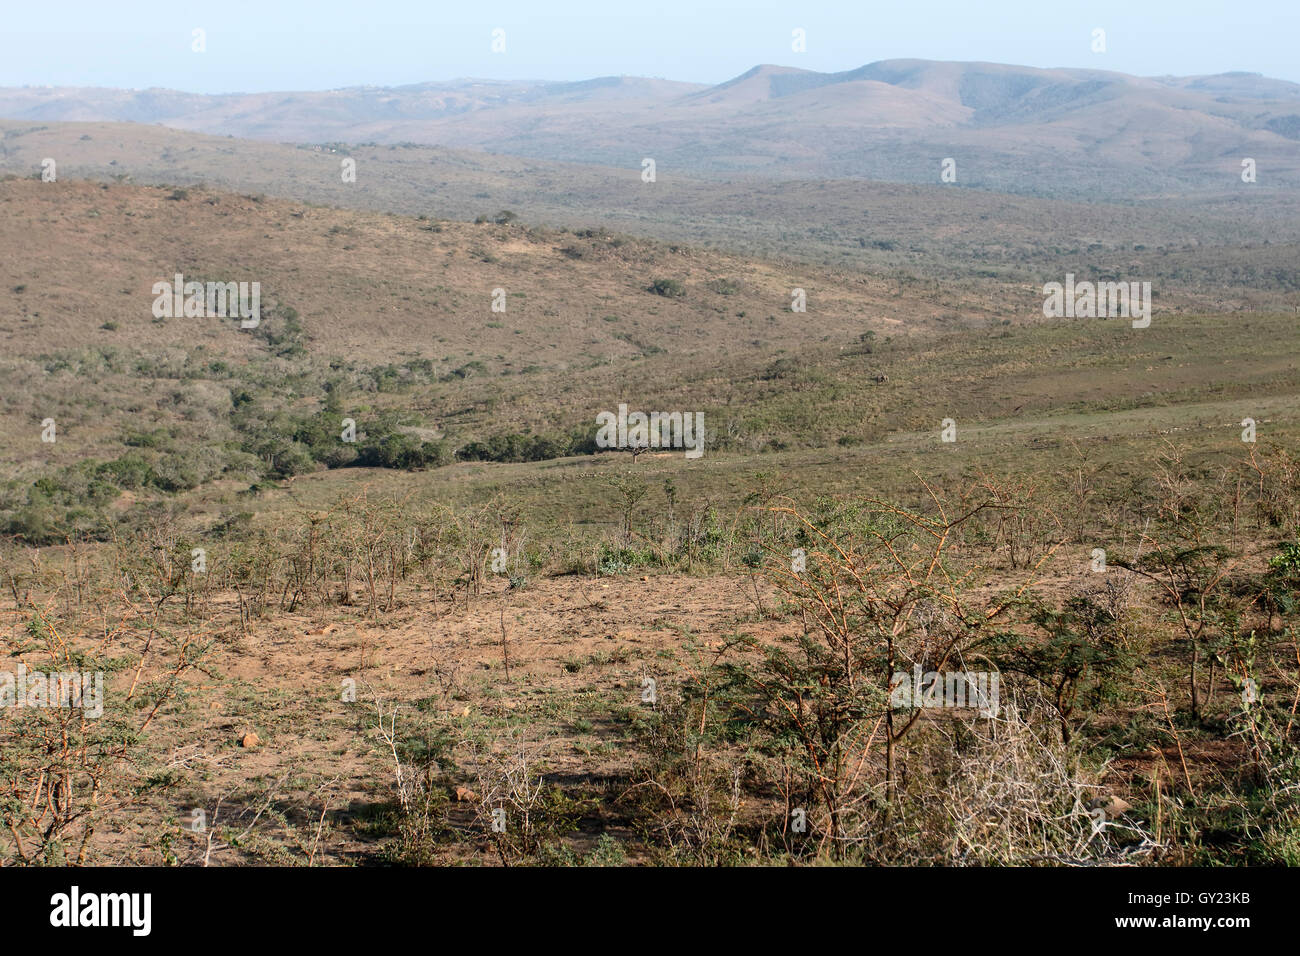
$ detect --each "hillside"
[2,181,1298,873]
[0,177,962,366]
[3,177,1296,525]
[4,120,1299,314]
[5,59,1300,196]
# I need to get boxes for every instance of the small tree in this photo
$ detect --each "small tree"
[724,485,1047,854]
[989,590,1135,744]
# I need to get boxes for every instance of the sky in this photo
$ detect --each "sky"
[2,0,1296,93]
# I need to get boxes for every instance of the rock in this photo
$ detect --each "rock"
[239,732,260,749]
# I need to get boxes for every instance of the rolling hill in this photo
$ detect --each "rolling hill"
[4,59,1300,196]
[4,118,1299,317]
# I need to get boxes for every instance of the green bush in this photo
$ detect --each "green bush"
[647,278,686,298]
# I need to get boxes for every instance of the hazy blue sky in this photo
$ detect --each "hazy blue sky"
[3,0,1296,92]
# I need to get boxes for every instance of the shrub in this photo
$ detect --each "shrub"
[647,278,686,298]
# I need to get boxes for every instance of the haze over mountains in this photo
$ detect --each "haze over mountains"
[4,59,1300,197]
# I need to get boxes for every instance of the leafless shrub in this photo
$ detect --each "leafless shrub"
[926,703,1155,864]
[465,734,581,865]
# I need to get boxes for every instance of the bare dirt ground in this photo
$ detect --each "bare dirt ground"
[10,539,1268,865]
[74,572,790,864]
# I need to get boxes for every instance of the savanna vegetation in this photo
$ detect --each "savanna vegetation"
[1,174,1297,867]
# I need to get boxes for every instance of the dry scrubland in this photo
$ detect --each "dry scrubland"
[6,119,1300,300]
[1,171,1299,866]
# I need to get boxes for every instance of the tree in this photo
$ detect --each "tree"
[723,484,1046,854]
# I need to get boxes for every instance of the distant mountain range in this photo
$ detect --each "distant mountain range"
[4,59,1299,197]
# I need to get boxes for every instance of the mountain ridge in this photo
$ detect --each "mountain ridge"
[4,59,1299,195]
